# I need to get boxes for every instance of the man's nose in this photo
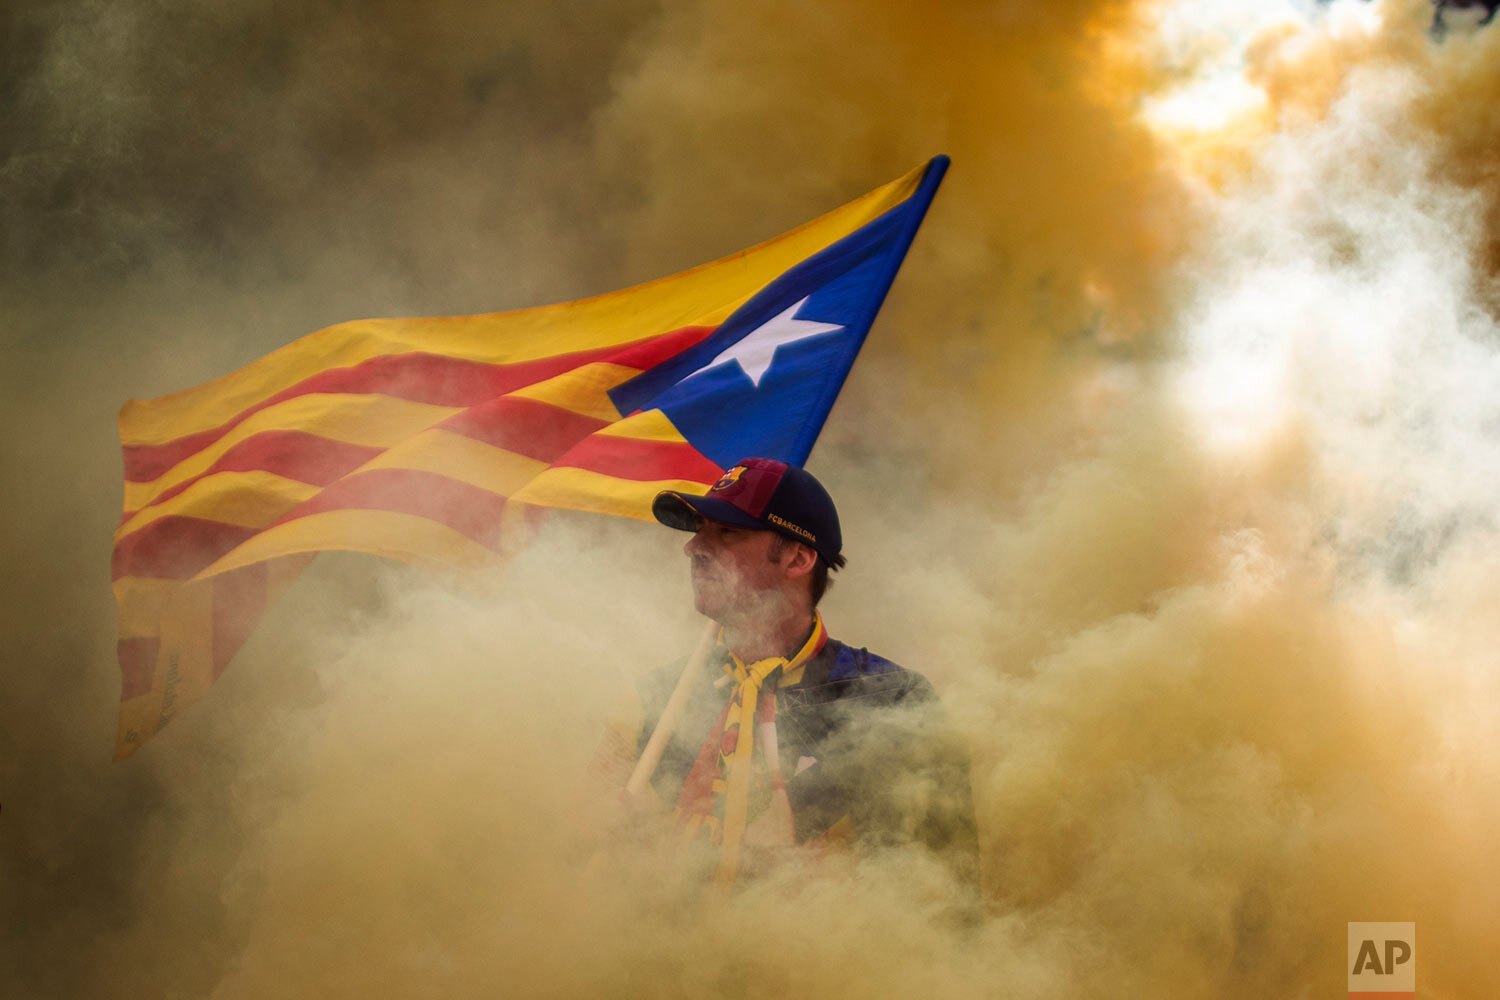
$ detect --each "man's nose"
[684,529,706,557]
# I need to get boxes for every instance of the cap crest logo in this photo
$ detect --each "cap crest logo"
[711,466,746,492]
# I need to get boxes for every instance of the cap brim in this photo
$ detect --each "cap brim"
[651,491,765,533]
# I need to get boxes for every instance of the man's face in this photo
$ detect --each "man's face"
[683,518,790,622]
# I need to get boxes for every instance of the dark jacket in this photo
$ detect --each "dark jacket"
[636,637,980,893]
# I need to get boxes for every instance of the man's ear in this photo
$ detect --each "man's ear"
[783,541,818,580]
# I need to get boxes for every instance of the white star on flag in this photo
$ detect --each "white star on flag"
[684,296,844,388]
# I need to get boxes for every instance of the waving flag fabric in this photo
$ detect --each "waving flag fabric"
[112,155,949,758]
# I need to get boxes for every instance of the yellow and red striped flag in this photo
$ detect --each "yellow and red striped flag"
[112,156,949,757]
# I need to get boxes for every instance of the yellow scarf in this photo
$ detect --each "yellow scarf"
[676,612,828,885]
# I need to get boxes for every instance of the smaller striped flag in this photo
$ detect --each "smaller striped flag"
[111,156,949,758]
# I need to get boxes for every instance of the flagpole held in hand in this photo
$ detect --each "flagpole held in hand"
[625,619,718,796]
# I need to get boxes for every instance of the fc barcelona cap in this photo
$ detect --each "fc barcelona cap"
[652,457,845,568]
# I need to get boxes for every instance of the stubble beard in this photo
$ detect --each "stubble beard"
[693,576,786,632]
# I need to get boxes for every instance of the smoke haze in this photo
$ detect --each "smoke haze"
[4,0,1498,996]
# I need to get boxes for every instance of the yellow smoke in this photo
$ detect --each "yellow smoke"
[5,1,1499,997]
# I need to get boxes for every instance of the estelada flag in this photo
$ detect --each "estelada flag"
[111,156,949,758]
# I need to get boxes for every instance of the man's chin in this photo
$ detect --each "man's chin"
[692,584,777,626]
[691,589,725,621]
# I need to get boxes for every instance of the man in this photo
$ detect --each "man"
[599,457,979,899]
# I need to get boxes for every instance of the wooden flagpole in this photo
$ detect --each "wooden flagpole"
[625,619,718,796]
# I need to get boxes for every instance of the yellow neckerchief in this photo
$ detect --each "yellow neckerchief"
[713,611,828,885]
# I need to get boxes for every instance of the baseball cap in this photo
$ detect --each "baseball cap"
[652,458,845,568]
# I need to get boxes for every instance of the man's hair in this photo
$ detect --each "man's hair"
[767,534,842,605]
[809,556,834,605]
